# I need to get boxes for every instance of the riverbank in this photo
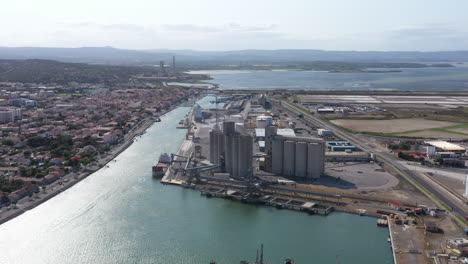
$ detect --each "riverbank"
[0,97,196,226]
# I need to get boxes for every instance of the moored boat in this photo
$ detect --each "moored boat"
[152,153,172,178]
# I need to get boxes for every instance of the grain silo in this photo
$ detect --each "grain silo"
[307,143,323,179]
[283,141,296,177]
[272,139,284,175]
[295,142,308,178]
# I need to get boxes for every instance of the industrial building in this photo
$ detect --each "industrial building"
[209,121,253,179]
[325,151,370,162]
[0,108,22,123]
[255,115,273,128]
[265,126,325,180]
[316,107,335,114]
[326,141,357,152]
[425,141,466,155]
[317,129,333,137]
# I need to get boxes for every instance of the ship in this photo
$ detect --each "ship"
[152,153,172,178]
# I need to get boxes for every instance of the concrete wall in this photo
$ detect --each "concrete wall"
[283,141,296,177]
[295,142,307,178]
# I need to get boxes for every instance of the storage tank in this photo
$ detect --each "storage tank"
[272,139,284,175]
[295,142,307,178]
[283,141,296,177]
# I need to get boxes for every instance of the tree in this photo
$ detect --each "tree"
[2,139,14,146]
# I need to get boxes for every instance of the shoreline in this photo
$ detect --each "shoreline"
[0,97,195,226]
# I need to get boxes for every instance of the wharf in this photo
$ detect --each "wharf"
[199,186,334,216]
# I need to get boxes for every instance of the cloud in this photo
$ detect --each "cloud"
[380,23,468,50]
[64,22,150,33]
[161,22,278,33]
[389,23,463,39]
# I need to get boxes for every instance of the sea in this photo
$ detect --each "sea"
[189,65,468,91]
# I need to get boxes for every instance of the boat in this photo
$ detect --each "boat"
[155,116,161,122]
[152,153,172,178]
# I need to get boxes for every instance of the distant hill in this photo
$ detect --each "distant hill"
[1,47,468,66]
[0,59,160,84]
[145,49,468,63]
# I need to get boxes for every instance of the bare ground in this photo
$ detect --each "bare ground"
[330,118,457,133]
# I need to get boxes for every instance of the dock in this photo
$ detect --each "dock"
[199,186,334,215]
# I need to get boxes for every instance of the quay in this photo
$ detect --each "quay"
[199,186,334,215]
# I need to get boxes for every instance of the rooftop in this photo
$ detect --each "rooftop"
[425,141,465,151]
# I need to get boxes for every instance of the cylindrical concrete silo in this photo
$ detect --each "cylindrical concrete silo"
[217,132,225,164]
[209,130,215,163]
[318,142,325,176]
[272,139,284,175]
[224,135,233,175]
[238,135,253,178]
[223,121,235,135]
[231,136,240,179]
[307,143,321,179]
[295,142,307,178]
[283,141,296,177]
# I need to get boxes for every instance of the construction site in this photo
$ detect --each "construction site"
[155,92,468,264]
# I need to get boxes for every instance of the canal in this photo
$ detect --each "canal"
[0,97,393,264]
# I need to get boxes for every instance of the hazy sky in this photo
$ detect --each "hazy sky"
[2,0,468,51]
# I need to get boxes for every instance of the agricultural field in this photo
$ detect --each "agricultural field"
[330,118,456,133]
[330,118,468,138]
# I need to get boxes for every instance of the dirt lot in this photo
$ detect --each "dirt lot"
[330,118,457,133]
[449,128,468,134]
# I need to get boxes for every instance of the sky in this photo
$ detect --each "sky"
[2,0,468,51]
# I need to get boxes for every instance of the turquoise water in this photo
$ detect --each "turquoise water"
[190,66,468,91]
[0,97,393,264]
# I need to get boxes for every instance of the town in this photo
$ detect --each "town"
[0,80,198,221]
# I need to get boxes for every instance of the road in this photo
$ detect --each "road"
[278,100,468,220]
[396,161,466,182]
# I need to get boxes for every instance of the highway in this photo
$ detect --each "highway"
[278,100,468,221]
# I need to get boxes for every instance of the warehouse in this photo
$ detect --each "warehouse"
[425,141,466,155]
